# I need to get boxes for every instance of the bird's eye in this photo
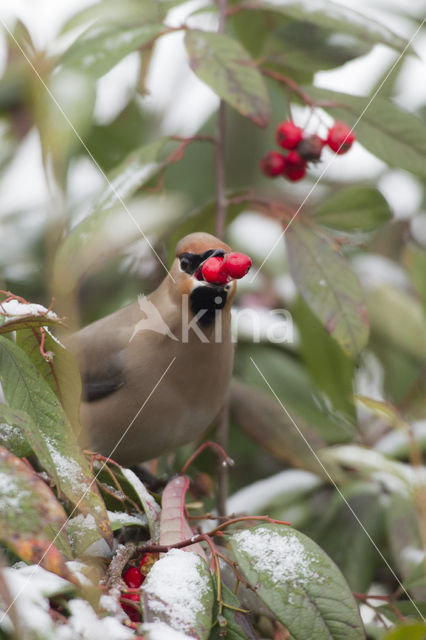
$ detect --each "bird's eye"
[180,257,190,271]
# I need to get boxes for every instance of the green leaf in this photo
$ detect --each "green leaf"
[230,380,327,473]
[385,492,426,600]
[403,243,426,316]
[67,510,146,556]
[53,192,184,294]
[316,482,384,592]
[61,0,166,33]
[93,138,168,212]
[0,405,33,457]
[16,328,82,434]
[0,336,113,549]
[184,29,270,127]
[61,24,165,78]
[237,344,356,444]
[366,286,426,361]
[294,296,356,419]
[305,87,426,178]
[210,582,253,640]
[313,186,392,232]
[285,220,369,358]
[243,0,411,54]
[120,467,161,539]
[230,524,365,640]
[0,446,74,577]
[142,549,214,639]
[383,623,426,640]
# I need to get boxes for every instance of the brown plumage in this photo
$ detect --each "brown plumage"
[67,232,237,466]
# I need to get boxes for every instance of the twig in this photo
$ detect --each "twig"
[104,543,137,590]
[181,440,232,476]
[216,398,230,518]
[138,515,290,554]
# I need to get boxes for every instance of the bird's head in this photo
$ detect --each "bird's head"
[170,232,238,326]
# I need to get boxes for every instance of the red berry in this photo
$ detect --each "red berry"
[276,121,303,150]
[326,121,355,154]
[123,566,143,588]
[223,253,252,279]
[297,134,325,163]
[283,151,307,182]
[121,593,141,622]
[201,256,229,285]
[260,151,287,177]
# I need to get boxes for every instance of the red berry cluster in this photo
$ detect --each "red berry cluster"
[261,120,355,182]
[201,252,252,286]
[121,554,154,622]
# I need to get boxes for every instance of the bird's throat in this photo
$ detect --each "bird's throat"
[189,285,227,327]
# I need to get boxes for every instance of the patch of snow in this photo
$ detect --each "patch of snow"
[227,470,322,515]
[56,598,133,640]
[142,621,194,640]
[0,474,31,513]
[1,565,73,638]
[233,527,324,589]
[0,299,58,323]
[142,549,209,634]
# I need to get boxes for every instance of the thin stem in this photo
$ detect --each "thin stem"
[215,0,227,240]
[216,398,230,518]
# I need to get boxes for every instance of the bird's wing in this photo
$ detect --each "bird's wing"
[66,302,140,402]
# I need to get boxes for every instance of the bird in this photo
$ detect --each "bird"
[67,232,237,466]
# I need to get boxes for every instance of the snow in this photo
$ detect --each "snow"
[142,549,209,634]
[142,621,194,640]
[227,469,322,515]
[0,565,73,637]
[233,527,324,589]
[0,299,58,322]
[0,474,31,513]
[66,561,92,588]
[56,598,133,640]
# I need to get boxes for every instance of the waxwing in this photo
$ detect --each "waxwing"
[67,232,238,466]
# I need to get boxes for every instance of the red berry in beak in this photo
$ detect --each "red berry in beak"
[201,256,229,285]
[260,151,287,177]
[276,121,303,150]
[224,253,252,279]
[326,121,355,154]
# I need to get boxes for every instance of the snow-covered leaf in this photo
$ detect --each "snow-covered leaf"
[0,299,63,334]
[142,548,214,640]
[160,476,206,559]
[1,564,75,639]
[0,405,32,457]
[0,447,74,576]
[120,467,161,539]
[184,30,270,126]
[285,221,369,358]
[0,337,113,549]
[230,524,365,640]
[62,24,165,78]
[67,510,146,556]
